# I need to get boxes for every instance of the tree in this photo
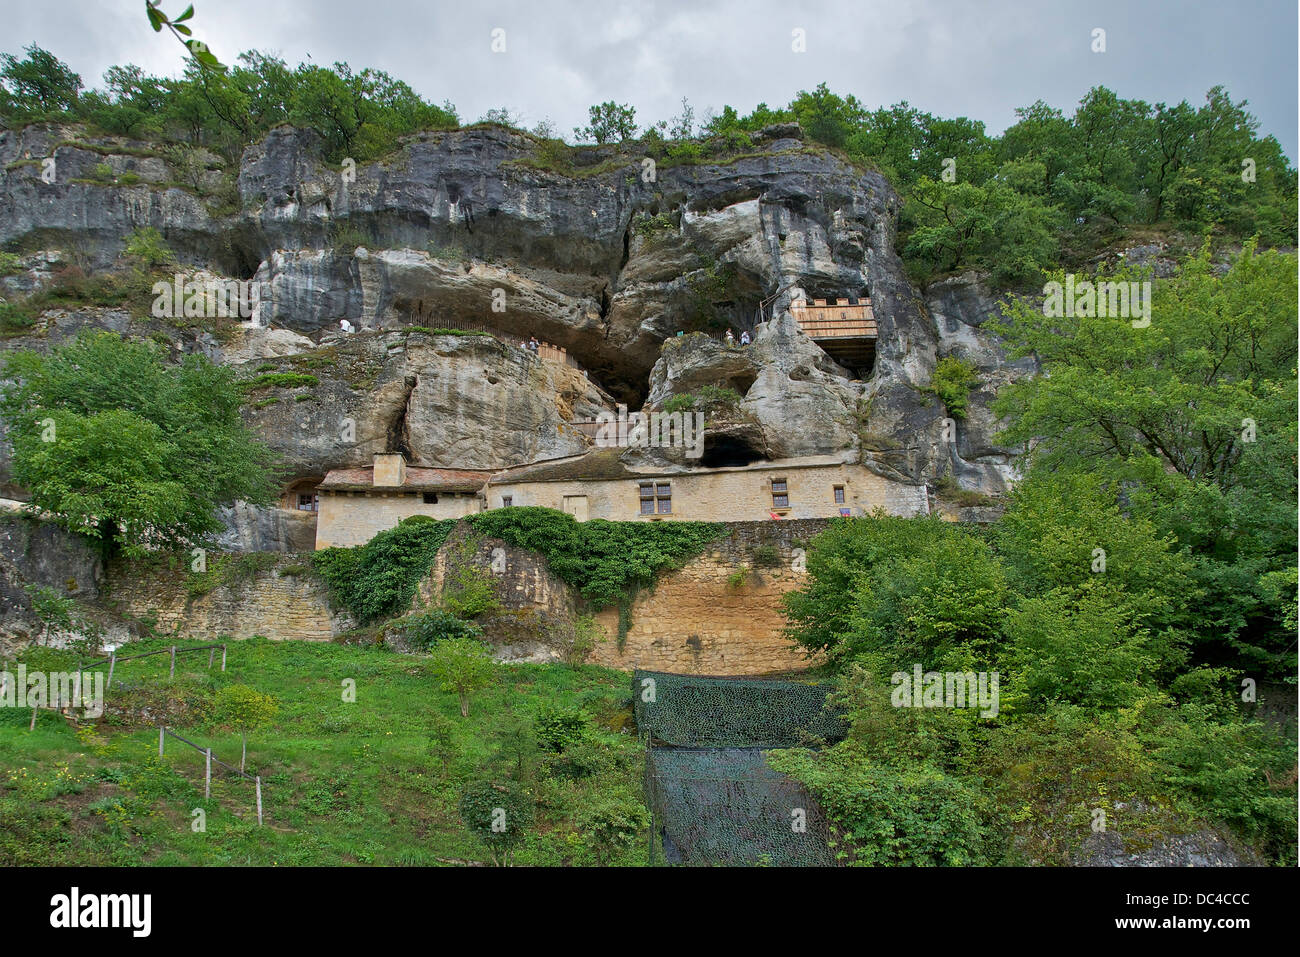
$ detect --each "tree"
[782,514,1008,670]
[0,45,82,118]
[0,331,278,558]
[574,101,637,144]
[428,637,495,717]
[23,584,75,645]
[905,174,1061,285]
[213,684,277,771]
[787,83,866,149]
[993,243,1298,672]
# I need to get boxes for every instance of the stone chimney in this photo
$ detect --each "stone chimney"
[373,452,406,487]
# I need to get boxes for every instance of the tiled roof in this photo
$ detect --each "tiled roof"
[318,466,493,493]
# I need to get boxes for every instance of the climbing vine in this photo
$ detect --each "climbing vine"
[468,507,723,611]
[311,516,457,623]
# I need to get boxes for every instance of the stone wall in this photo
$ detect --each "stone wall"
[418,518,829,675]
[102,518,832,675]
[107,555,353,641]
[590,520,826,675]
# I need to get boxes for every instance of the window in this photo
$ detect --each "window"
[502,496,512,508]
[639,482,671,514]
[422,492,439,504]
[297,493,318,512]
[833,485,845,504]
[771,478,789,509]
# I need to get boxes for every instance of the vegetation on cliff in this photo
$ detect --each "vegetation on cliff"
[467,506,724,610]
[777,244,1298,865]
[0,329,277,557]
[3,46,1291,290]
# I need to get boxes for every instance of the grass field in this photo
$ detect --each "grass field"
[0,637,647,866]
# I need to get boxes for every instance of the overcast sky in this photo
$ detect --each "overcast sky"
[2,0,1295,160]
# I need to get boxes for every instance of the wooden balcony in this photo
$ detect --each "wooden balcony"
[790,298,877,369]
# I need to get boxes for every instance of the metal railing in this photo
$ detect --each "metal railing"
[158,725,264,825]
[79,642,227,689]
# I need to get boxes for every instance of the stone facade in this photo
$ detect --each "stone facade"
[312,451,928,549]
[589,522,825,675]
[316,489,482,547]
[488,457,928,523]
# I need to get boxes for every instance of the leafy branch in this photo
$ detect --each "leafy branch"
[145,2,223,71]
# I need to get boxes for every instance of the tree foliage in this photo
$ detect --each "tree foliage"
[993,244,1298,670]
[0,331,277,557]
[428,637,496,717]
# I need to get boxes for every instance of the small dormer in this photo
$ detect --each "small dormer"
[373,453,407,487]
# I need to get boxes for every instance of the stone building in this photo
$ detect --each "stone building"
[314,454,493,547]
[485,448,928,522]
[312,449,929,548]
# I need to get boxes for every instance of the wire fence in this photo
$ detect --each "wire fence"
[158,725,264,825]
[79,642,227,690]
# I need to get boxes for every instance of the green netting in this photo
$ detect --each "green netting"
[632,670,847,748]
[645,748,834,866]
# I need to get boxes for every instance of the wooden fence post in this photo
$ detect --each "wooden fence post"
[208,647,215,669]
[169,646,176,679]
[255,776,263,826]
[205,748,211,799]
[159,726,165,756]
[220,645,227,672]
[106,652,116,689]
[29,707,37,731]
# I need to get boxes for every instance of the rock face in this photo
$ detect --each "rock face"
[0,512,105,656]
[0,118,1037,528]
[923,273,1038,492]
[213,503,317,553]
[239,329,615,479]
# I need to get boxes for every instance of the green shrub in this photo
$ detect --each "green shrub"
[0,298,36,336]
[459,779,535,865]
[574,790,651,865]
[535,703,590,752]
[768,743,992,865]
[428,637,496,717]
[123,227,174,267]
[1152,707,1297,863]
[242,372,318,391]
[662,393,695,415]
[397,608,483,651]
[311,518,457,623]
[926,356,981,419]
[751,544,781,568]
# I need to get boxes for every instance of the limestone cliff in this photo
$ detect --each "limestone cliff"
[0,119,1032,525]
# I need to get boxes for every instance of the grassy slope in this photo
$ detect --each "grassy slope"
[0,637,644,866]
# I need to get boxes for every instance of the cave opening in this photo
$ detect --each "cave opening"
[700,434,767,468]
